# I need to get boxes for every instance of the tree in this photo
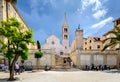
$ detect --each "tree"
[102,26,120,51]
[35,51,43,70]
[0,17,34,81]
[37,40,41,51]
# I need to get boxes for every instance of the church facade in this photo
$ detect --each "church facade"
[41,15,71,67]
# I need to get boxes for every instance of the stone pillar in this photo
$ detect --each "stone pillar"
[103,54,107,65]
[90,54,94,65]
[51,48,55,68]
[117,50,120,69]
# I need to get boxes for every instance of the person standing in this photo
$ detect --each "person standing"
[15,63,20,75]
[70,61,73,68]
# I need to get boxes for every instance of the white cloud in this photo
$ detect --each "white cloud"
[81,0,109,20]
[81,0,102,11]
[93,9,107,19]
[91,17,113,28]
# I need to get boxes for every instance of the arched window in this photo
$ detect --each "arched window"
[52,41,55,45]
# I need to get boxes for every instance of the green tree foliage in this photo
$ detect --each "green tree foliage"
[35,51,43,58]
[102,26,120,51]
[0,17,34,81]
[37,40,41,51]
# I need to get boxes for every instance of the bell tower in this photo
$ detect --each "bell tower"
[62,14,69,50]
[75,25,83,50]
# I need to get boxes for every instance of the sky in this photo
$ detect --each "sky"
[16,0,120,45]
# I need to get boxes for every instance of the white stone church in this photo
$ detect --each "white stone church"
[42,15,70,56]
[41,15,71,67]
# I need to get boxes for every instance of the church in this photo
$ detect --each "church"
[41,14,71,67]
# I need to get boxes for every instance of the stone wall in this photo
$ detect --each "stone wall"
[70,50,118,68]
[17,49,56,69]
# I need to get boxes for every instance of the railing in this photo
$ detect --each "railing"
[79,50,118,54]
[71,49,119,55]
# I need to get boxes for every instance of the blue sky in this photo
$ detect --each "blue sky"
[16,0,120,45]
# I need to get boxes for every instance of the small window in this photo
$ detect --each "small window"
[116,19,120,25]
[8,4,12,12]
[52,41,55,45]
[89,46,92,50]
[64,28,68,32]
[89,40,91,43]
[85,42,87,45]
[65,46,67,49]
[14,13,18,18]
[60,52,63,55]
[64,35,68,39]
[97,45,100,48]
[98,38,100,41]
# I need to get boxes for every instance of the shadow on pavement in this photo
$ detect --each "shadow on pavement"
[103,70,120,74]
[0,77,21,82]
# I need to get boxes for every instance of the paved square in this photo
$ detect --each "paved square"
[0,70,120,82]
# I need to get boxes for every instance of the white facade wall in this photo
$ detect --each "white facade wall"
[94,55,103,65]
[72,50,118,67]
[80,55,91,65]
[107,55,117,65]
[42,35,65,55]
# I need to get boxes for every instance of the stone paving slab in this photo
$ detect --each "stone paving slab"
[0,70,120,82]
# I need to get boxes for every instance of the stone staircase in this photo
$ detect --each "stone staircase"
[51,66,80,71]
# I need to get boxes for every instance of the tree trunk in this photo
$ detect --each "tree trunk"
[36,58,40,70]
[8,54,19,81]
[8,65,15,81]
[8,59,11,71]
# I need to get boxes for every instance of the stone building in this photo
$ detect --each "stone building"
[70,22,119,68]
[83,36,103,50]
[0,0,36,64]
